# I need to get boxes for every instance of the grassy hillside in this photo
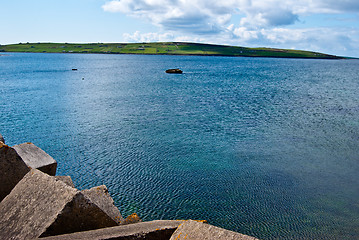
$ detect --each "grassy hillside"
[0,42,343,59]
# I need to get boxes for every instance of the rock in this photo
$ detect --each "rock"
[169,220,259,240]
[39,220,183,240]
[13,142,57,176]
[122,213,142,225]
[55,176,75,188]
[0,169,119,239]
[166,68,183,74]
[0,142,30,202]
[81,185,124,224]
[0,133,4,143]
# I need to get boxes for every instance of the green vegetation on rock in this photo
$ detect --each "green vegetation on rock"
[0,42,343,59]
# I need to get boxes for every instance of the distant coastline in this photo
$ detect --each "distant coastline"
[0,42,346,59]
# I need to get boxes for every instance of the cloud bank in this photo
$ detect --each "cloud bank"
[102,0,359,56]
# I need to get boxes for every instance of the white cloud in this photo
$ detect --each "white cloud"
[103,0,359,32]
[103,0,359,56]
[232,27,260,41]
[123,31,175,42]
[122,27,359,57]
[229,27,359,57]
[103,0,239,34]
[122,30,206,43]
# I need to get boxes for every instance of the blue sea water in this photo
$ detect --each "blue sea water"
[1,53,358,239]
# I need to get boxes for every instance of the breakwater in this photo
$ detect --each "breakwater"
[0,134,258,239]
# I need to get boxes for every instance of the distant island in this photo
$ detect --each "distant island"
[0,42,345,59]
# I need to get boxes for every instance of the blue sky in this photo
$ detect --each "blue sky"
[1,0,359,57]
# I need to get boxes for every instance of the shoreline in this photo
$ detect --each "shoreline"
[0,51,347,60]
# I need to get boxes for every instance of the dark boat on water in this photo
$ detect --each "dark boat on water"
[165,68,183,74]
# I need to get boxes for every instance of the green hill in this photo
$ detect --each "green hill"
[0,42,343,59]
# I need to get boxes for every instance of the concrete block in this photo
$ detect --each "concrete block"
[55,176,75,188]
[13,142,57,176]
[170,220,259,240]
[81,185,124,224]
[0,169,119,239]
[122,212,142,225]
[40,220,183,240]
[0,133,4,143]
[0,142,30,202]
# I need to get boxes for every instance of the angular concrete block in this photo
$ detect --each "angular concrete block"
[40,220,183,240]
[0,133,4,143]
[43,191,119,237]
[55,176,75,188]
[122,212,142,225]
[170,220,259,240]
[13,142,57,176]
[81,185,124,224]
[0,169,119,239]
[0,142,30,202]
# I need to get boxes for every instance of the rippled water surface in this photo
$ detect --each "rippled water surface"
[1,53,358,239]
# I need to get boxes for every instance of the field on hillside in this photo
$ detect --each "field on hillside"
[0,42,342,59]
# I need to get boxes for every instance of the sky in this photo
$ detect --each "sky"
[1,0,359,57]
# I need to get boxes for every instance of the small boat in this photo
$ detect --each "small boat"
[165,68,183,74]
[72,69,78,71]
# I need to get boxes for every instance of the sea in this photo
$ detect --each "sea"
[1,52,358,239]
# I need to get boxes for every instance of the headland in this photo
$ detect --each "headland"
[0,42,345,59]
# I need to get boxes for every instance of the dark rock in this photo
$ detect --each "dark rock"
[81,185,124,224]
[55,176,75,188]
[0,169,118,239]
[0,133,4,143]
[169,220,259,240]
[0,142,30,202]
[39,220,183,240]
[166,68,183,74]
[13,142,57,176]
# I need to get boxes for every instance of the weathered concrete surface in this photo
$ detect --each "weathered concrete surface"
[13,142,57,175]
[122,212,142,225]
[42,191,118,237]
[0,169,119,239]
[81,185,124,224]
[170,220,259,240]
[0,169,77,239]
[55,176,75,188]
[0,133,4,143]
[40,220,183,240]
[0,142,30,202]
